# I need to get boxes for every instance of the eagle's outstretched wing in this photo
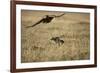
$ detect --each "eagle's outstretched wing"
[51,13,65,18]
[26,18,44,28]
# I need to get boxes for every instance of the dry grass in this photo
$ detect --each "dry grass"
[21,10,90,63]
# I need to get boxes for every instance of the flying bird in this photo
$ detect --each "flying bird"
[26,13,65,28]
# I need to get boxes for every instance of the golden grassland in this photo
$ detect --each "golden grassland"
[21,10,90,63]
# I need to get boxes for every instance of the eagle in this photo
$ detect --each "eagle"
[26,13,65,28]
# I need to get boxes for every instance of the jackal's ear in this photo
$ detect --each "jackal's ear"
[50,38,53,40]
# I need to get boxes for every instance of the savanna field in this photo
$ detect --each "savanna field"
[21,10,90,63]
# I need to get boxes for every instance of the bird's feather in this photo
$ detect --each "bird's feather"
[50,13,65,18]
[26,19,44,28]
